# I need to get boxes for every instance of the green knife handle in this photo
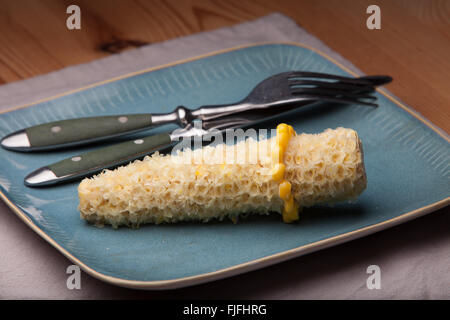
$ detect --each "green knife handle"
[43,133,173,183]
[25,114,153,150]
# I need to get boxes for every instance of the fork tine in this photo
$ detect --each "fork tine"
[289,79,376,92]
[297,95,379,107]
[290,87,377,100]
[287,71,374,85]
[307,96,378,107]
[359,75,393,86]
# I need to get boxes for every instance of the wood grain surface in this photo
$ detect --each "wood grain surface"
[0,0,448,132]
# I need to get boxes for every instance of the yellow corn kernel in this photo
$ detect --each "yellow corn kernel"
[271,145,284,163]
[284,196,294,212]
[282,200,300,223]
[278,180,292,201]
[288,125,296,136]
[271,163,286,182]
[276,131,291,148]
[276,123,290,134]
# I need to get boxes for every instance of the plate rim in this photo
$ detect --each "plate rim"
[0,41,449,290]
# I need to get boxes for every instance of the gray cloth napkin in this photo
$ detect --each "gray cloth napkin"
[0,13,448,299]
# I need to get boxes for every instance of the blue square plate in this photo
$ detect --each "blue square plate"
[0,43,448,289]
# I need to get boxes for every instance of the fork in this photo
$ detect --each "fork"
[1,71,391,152]
[22,72,392,187]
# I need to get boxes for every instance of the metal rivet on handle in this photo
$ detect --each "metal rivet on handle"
[134,139,144,144]
[51,126,61,133]
[71,156,82,162]
[118,116,128,123]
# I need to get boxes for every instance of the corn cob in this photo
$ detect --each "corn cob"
[78,126,367,228]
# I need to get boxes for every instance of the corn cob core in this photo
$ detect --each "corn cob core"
[78,127,367,228]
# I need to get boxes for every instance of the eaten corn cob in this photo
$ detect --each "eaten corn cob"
[78,126,367,228]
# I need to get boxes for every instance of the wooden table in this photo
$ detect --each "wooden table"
[0,0,449,133]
